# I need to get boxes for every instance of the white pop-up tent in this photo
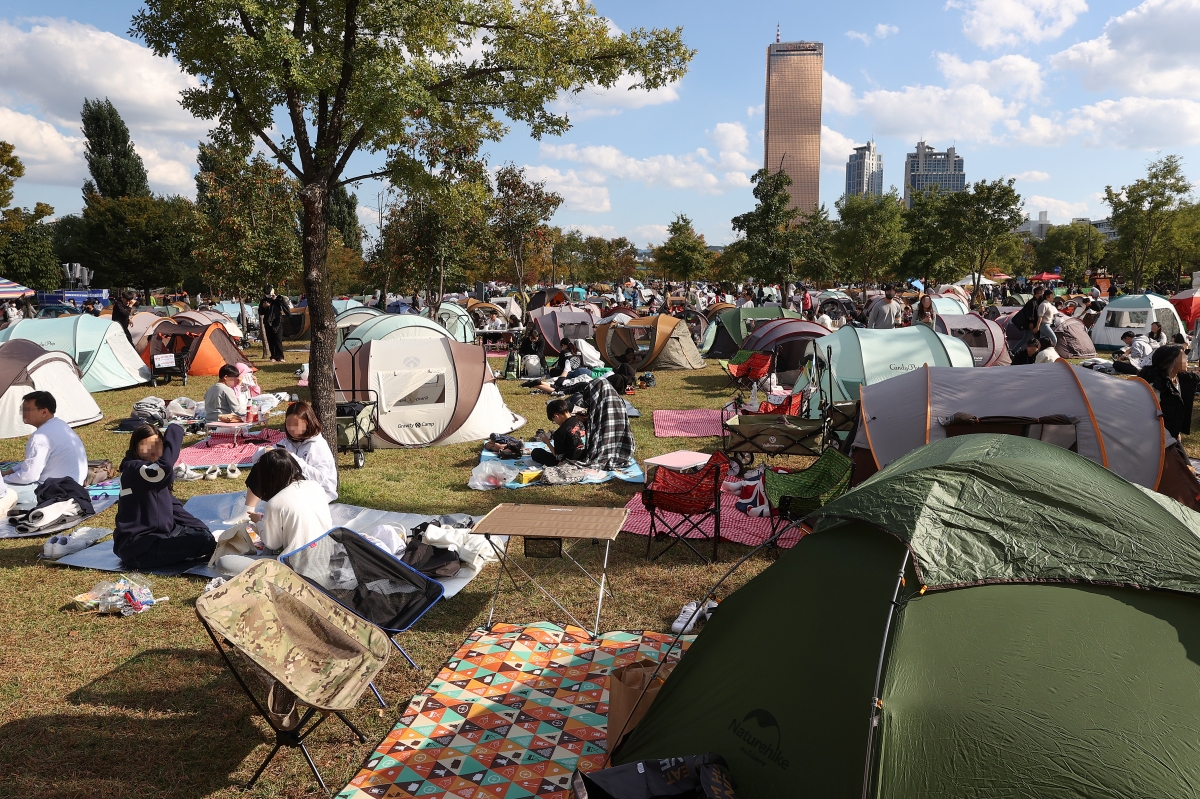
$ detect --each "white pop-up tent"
[334,337,524,447]
[1091,293,1185,350]
[0,340,102,438]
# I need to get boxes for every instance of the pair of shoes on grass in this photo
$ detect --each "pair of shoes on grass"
[670,597,719,634]
[41,527,107,560]
[203,464,242,481]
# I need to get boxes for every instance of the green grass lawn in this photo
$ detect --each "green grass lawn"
[0,347,777,799]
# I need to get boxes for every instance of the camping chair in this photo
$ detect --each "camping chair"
[754,392,805,416]
[280,527,444,682]
[194,559,390,792]
[722,351,773,391]
[643,451,731,564]
[762,448,855,541]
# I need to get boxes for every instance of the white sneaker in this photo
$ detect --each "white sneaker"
[174,464,202,481]
[700,597,719,620]
[671,601,702,634]
[203,465,221,481]
[224,464,241,479]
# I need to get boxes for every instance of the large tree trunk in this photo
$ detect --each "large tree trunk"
[300,182,338,454]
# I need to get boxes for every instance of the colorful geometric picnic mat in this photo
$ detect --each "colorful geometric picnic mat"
[651,409,727,438]
[337,622,691,799]
[176,429,284,469]
[620,491,803,549]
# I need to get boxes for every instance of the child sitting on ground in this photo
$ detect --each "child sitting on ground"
[532,398,587,467]
[112,423,214,569]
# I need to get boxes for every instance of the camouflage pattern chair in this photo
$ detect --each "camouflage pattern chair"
[195,559,391,792]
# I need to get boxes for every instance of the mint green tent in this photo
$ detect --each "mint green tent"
[618,434,1200,798]
[799,323,973,404]
[701,306,802,358]
[0,316,149,391]
[337,313,448,351]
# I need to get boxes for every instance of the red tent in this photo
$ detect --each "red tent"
[1030,272,1061,282]
[1171,288,1200,330]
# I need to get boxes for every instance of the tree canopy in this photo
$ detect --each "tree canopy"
[81,98,150,199]
[833,189,909,302]
[652,214,711,290]
[1106,154,1192,291]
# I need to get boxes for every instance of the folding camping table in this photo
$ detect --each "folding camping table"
[472,503,627,637]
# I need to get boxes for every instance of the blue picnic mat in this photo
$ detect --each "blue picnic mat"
[479,444,643,488]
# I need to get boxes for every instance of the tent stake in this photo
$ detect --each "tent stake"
[861,551,910,799]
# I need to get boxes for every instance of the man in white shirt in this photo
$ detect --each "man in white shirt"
[3,392,88,487]
[867,285,904,329]
[1113,330,1155,375]
[1034,337,1061,363]
[1036,293,1059,346]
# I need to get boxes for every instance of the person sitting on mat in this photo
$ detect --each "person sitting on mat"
[532,399,587,467]
[204,364,247,422]
[112,423,215,570]
[216,449,334,575]
[243,401,338,519]
[3,392,88,497]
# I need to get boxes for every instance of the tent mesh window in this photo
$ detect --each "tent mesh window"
[1156,308,1181,339]
[942,414,1078,452]
[282,528,443,633]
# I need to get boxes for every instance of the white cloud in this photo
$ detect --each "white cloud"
[564,223,618,238]
[947,0,1088,48]
[858,83,1021,143]
[1023,194,1091,220]
[1010,97,1200,148]
[1013,170,1051,181]
[747,103,764,117]
[521,165,612,213]
[845,23,899,45]
[821,126,863,173]
[707,121,757,173]
[631,224,670,245]
[0,19,207,195]
[1052,0,1200,98]
[823,71,859,115]
[552,73,681,120]
[936,53,1044,100]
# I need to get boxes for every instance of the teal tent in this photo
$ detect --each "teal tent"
[0,316,149,391]
[430,302,476,344]
[798,323,973,404]
[702,306,802,358]
[337,313,449,351]
[332,298,363,314]
[618,434,1200,798]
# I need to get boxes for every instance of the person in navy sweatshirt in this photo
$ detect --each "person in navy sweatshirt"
[112,423,214,569]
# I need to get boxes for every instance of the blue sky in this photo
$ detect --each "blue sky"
[3,0,1200,248]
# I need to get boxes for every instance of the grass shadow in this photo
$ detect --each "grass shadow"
[0,540,46,569]
[681,372,734,398]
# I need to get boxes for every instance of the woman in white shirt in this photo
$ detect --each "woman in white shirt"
[244,401,338,513]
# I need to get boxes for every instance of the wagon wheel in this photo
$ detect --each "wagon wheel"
[182,373,188,386]
[353,450,365,469]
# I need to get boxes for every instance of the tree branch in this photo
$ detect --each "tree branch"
[292,0,307,39]
[229,88,303,180]
[326,0,359,148]
[330,124,369,183]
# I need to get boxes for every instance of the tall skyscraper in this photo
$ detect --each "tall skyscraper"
[845,141,884,198]
[764,33,823,214]
[903,141,965,207]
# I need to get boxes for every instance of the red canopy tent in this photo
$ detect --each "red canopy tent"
[1030,272,1062,282]
[1171,288,1200,330]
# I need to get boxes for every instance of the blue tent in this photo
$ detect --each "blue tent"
[0,316,150,391]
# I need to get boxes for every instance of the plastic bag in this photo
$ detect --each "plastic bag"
[74,574,162,616]
[521,355,543,378]
[468,460,519,490]
[166,396,198,418]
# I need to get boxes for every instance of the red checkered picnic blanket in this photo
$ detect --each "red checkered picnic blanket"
[651,409,729,438]
[177,430,285,469]
[620,490,803,548]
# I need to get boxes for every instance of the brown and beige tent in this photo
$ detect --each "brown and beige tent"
[595,314,706,370]
[704,302,734,321]
[934,313,1012,366]
[334,337,524,447]
[0,340,101,438]
[851,363,1198,508]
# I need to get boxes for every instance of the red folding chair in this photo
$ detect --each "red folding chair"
[754,393,804,416]
[723,351,773,390]
[642,452,732,564]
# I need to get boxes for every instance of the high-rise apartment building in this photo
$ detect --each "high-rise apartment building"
[764,35,823,213]
[845,141,884,198]
[903,141,965,207]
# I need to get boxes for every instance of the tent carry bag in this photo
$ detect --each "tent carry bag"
[572,753,738,799]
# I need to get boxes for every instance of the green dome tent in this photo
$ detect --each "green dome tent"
[701,306,802,358]
[0,316,150,391]
[337,313,449,351]
[617,434,1200,798]
[429,301,476,344]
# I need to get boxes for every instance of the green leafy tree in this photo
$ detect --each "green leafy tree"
[1,203,61,291]
[193,141,303,345]
[946,178,1025,306]
[0,141,25,209]
[833,189,909,304]
[1037,222,1107,287]
[133,0,693,444]
[551,228,586,287]
[652,214,712,294]
[330,185,363,256]
[793,205,838,285]
[732,168,799,285]
[491,164,562,303]
[1106,155,1192,291]
[80,98,150,199]
[901,186,958,289]
[1154,202,1200,292]
[710,239,749,283]
[84,195,197,298]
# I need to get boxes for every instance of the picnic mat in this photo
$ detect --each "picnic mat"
[620,491,802,548]
[176,429,285,469]
[652,409,727,438]
[336,622,691,799]
[0,494,118,539]
[479,446,644,489]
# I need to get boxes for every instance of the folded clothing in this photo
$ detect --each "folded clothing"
[11,500,82,533]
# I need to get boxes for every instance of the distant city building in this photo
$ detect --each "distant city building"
[764,32,823,214]
[1071,217,1119,241]
[1017,210,1052,240]
[903,141,965,208]
[845,141,884,198]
